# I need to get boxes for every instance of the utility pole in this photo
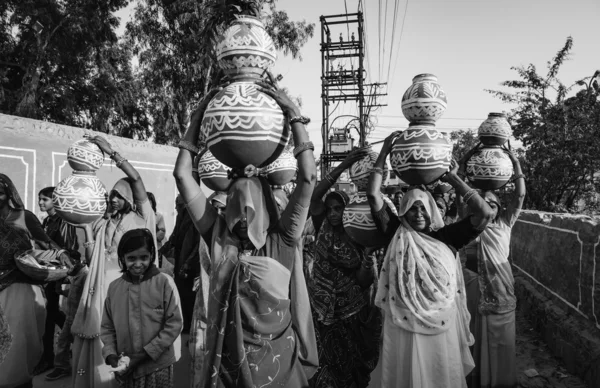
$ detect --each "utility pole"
[320,12,387,179]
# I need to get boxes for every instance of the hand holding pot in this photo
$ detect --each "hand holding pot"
[340,147,371,169]
[381,131,402,156]
[85,135,114,156]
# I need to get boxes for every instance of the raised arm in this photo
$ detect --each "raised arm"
[441,159,494,229]
[257,83,317,242]
[88,136,148,204]
[504,147,526,223]
[367,131,401,213]
[172,90,219,236]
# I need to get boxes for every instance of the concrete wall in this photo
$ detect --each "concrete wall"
[511,210,600,387]
[0,113,190,239]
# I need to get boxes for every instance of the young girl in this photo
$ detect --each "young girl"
[101,228,183,388]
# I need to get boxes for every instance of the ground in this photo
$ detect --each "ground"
[34,307,586,388]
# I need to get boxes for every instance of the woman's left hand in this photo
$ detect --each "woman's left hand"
[255,73,300,118]
[84,135,114,155]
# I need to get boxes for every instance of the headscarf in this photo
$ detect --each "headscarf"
[225,177,274,249]
[208,191,227,209]
[376,188,458,334]
[324,190,349,206]
[110,178,135,211]
[0,174,24,210]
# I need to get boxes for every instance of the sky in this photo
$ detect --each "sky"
[116,0,600,155]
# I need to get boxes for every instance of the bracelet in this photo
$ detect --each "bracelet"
[83,241,95,249]
[115,158,128,168]
[293,141,314,158]
[108,151,118,158]
[324,173,336,185]
[192,168,199,173]
[462,188,478,204]
[372,167,384,175]
[511,173,525,182]
[289,115,311,125]
[178,140,200,155]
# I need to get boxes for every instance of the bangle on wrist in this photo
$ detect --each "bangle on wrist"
[115,158,128,168]
[293,141,314,158]
[372,167,384,175]
[511,173,525,182]
[108,151,118,158]
[178,140,200,155]
[83,241,95,249]
[324,173,336,185]
[289,115,311,125]
[462,188,478,204]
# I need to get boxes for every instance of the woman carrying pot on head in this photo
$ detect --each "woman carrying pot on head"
[173,81,318,388]
[458,147,526,388]
[0,174,59,387]
[366,132,495,388]
[70,136,158,388]
[306,148,383,388]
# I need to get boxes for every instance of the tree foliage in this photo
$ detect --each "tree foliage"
[487,37,600,213]
[449,128,479,162]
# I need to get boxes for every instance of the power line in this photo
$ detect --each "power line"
[389,0,410,89]
[386,0,400,83]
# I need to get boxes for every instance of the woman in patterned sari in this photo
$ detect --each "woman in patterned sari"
[307,149,382,388]
[173,83,318,388]
[70,136,157,388]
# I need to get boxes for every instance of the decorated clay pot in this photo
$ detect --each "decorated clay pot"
[215,15,277,78]
[466,148,513,190]
[53,172,107,224]
[67,140,105,172]
[401,74,447,125]
[197,150,231,192]
[389,125,453,185]
[426,179,453,194]
[201,82,288,169]
[478,113,512,147]
[343,192,388,248]
[349,149,389,191]
[264,148,297,186]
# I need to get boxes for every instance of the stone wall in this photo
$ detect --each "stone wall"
[0,113,208,239]
[511,210,600,387]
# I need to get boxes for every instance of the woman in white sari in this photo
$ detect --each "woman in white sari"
[366,133,495,388]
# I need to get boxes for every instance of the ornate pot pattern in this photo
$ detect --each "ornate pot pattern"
[401,74,447,125]
[349,150,389,191]
[264,148,297,186]
[197,150,230,192]
[390,126,453,185]
[53,172,107,224]
[478,113,512,147]
[67,140,105,172]
[466,148,513,190]
[201,82,288,169]
[426,179,453,194]
[343,192,388,248]
[215,16,277,78]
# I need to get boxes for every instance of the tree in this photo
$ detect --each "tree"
[124,0,314,144]
[0,0,143,134]
[449,129,479,162]
[487,37,600,213]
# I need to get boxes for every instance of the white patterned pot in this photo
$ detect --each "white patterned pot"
[67,140,105,172]
[426,179,453,195]
[197,150,230,192]
[401,74,447,125]
[343,192,389,248]
[466,148,513,190]
[201,82,288,169]
[389,126,453,185]
[478,113,512,147]
[216,15,277,78]
[264,148,297,186]
[53,172,107,224]
[349,149,389,191]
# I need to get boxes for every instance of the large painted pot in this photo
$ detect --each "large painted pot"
[343,192,388,248]
[478,113,512,147]
[401,74,447,125]
[349,149,389,191]
[426,179,453,194]
[197,150,230,192]
[201,82,288,169]
[53,172,107,224]
[389,125,453,185]
[264,148,297,186]
[215,15,277,78]
[466,147,513,190]
[67,140,104,172]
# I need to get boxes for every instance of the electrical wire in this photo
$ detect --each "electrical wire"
[389,0,410,89]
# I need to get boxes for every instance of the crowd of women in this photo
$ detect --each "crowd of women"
[0,83,525,388]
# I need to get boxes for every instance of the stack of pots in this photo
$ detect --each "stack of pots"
[200,14,289,170]
[466,113,513,190]
[52,139,108,224]
[390,74,453,185]
[343,149,390,248]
